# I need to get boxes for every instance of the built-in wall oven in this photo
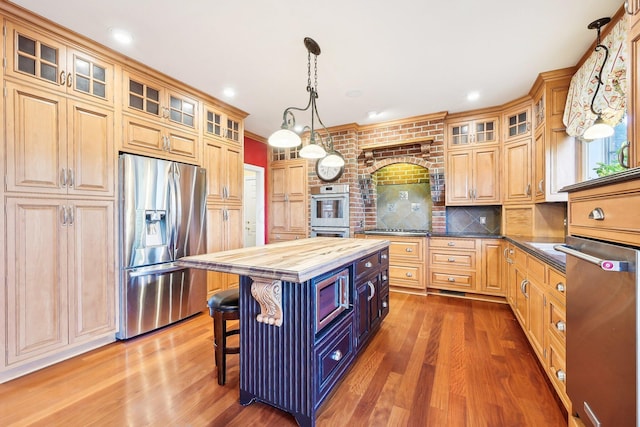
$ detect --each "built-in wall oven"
[556,236,639,427]
[310,184,350,237]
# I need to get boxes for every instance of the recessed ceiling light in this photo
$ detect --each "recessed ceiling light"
[109,28,133,45]
[467,91,480,101]
[223,87,235,98]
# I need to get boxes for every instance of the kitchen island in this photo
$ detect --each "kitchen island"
[178,237,390,427]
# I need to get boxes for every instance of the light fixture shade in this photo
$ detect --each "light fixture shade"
[299,143,327,159]
[322,152,345,167]
[583,115,614,140]
[268,128,302,148]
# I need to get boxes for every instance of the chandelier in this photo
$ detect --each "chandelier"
[268,37,344,167]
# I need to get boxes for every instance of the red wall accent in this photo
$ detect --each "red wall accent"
[243,136,269,243]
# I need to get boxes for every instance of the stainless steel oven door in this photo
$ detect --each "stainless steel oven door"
[310,193,350,228]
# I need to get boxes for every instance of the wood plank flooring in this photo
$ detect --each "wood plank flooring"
[0,293,566,426]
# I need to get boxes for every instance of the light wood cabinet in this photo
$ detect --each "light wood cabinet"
[428,237,504,298]
[503,137,533,203]
[446,115,499,149]
[503,104,532,142]
[387,236,426,294]
[5,197,115,365]
[530,69,577,202]
[203,103,243,145]
[204,137,243,204]
[268,159,308,242]
[123,115,199,163]
[205,203,242,298]
[5,81,115,197]
[628,4,640,167]
[446,147,500,205]
[5,21,115,105]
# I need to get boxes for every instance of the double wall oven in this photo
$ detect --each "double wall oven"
[310,185,350,238]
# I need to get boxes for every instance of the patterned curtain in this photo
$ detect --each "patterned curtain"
[563,17,628,138]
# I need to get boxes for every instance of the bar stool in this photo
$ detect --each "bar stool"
[207,288,240,385]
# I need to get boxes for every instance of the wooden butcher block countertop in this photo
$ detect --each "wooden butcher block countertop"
[178,237,390,283]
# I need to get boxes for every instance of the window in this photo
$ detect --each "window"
[582,114,628,180]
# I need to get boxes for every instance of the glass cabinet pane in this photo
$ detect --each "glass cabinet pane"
[16,33,59,83]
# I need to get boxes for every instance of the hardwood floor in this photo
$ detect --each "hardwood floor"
[0,293,566,426]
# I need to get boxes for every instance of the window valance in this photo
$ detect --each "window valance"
[563,17,628,138]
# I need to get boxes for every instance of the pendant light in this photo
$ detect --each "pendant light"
[268,38,344,167]
[582,17,614,141]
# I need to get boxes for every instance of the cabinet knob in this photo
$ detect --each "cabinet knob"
[406,272,413,278]
[556,370,566,382]
[555,321,566,332]
[382,301,388,308]
[555,283,565,293]
[382,275,388,281]
[365,261,372,268]
[405,247,413,252]
[447,242,455,247]
[447,277,455,282]
[381,254,388,259]
[447,257,456,262]
[330,350,343,361]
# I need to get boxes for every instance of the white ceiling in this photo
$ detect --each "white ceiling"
[9,0,623,138]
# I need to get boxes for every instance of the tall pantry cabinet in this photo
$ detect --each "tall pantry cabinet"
[2,18,117,377]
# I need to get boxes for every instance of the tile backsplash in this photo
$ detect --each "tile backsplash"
[376,183,432,230]
[446,206,501,234]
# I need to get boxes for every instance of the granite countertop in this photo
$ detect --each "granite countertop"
[560,166,640,192]
[504,236,567,273]
[178,237,390,283]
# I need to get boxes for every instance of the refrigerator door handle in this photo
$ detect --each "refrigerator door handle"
[127,262,186,278]
[554,245,629,272]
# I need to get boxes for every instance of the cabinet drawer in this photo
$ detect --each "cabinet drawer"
[430,251,476,269]
[429,238,476,250]
[389,264,423,288]
[356,252,380,278]
[568,182,640,247]
[315,315,355,402]
[526,255,545,283]
[547,297,566,344]
[430,270,475,289]
[547,333,567,398]
[547,268,566,305]
[389,239,423,261]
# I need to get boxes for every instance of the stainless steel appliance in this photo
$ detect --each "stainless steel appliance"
[117,153,207,339]
[310,227,350,238]
[310,185,350,229]
[556,236,639,427]
[314,267,350,331]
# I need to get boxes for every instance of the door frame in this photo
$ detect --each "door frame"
[243,164,265,246]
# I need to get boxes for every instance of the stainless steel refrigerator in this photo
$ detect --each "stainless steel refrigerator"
[117,153,207,339]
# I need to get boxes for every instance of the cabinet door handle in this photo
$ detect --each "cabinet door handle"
[405,248,413,252]
[556,369,566,382]
[68,169,74,188]
[625,0,633,14]
[525,183,531,196]
[538,179,544,194]
[59,70,66,86]
[555,321,566,332]
[588,207,605,221]
[447,242,455,247]
[619,141,630,169]
[60,168,67,187]
[60,205,68,225]
[503,248,509,259]
[447,257,456,262]
[520,279,529,298]
[367,281,375,301]
[67,73,73,87]
[447,277,455,282]
[555,282,565,293]
[330,350,343,361]
[68,206,74,225]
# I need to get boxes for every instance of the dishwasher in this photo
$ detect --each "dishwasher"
[556,236,639,427]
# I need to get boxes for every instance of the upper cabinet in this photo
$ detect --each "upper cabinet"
[5,21,114,105]
[446,115,500,150]
[628,4,640,168]
[203,103,244,145]
[503,104,532,142]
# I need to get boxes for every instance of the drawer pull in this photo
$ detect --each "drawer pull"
[365,261,372,268]
[556,369,566,382]
[405,248,413,252]
[447,242,456,247]
[406,272,413,278]
[447,257,456,262]
[555,321,566,332]
[382,275,388,281]
[382,301,388,308]
[588,207,605,221]
[447,277,455,282]
[555,282,565,293]
[330,350,343,361]
[381,254,388,259]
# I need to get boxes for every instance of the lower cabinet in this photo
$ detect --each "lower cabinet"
[428,237,505,297]
[3,197,116,374]
[205,203,242,298]
[354,248,389,348]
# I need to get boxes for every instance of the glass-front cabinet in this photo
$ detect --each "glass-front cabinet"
[203,104,244,144]
[5,20,114,104]
[446,116,500,149]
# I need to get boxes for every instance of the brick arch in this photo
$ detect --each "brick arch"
[363,156,433,175]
